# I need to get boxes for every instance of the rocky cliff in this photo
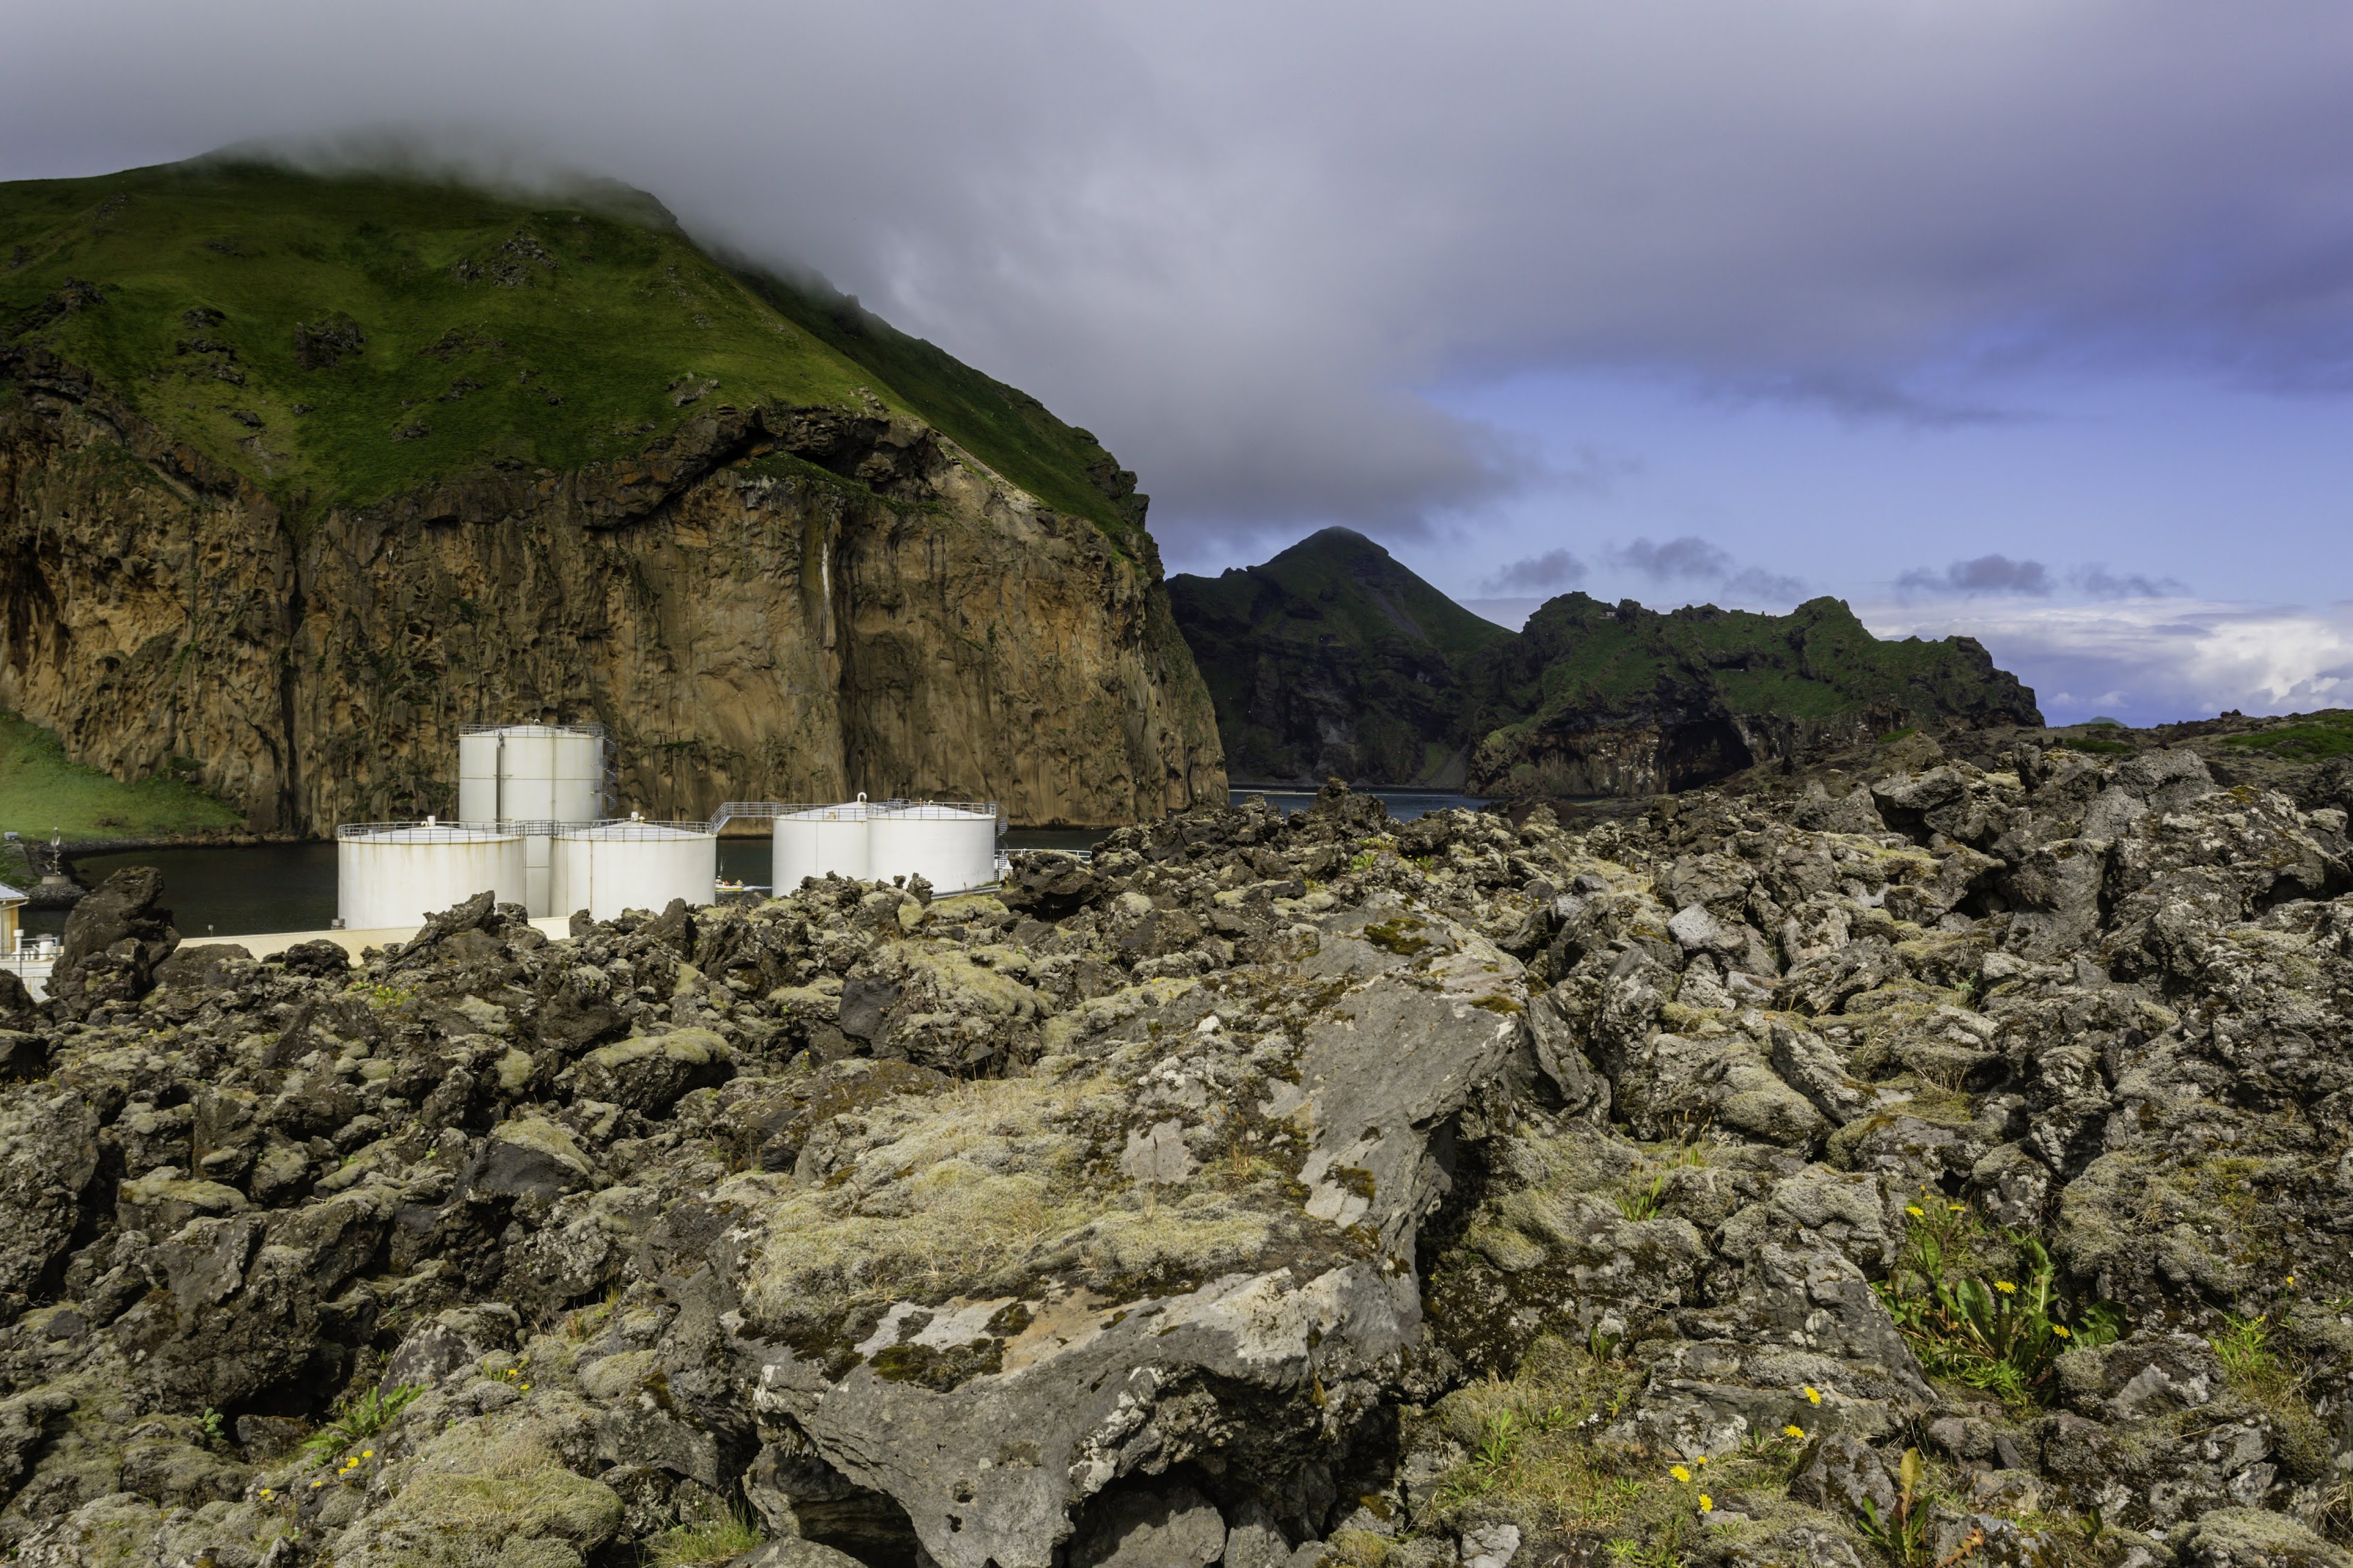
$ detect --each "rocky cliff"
[1168,533,2041,798]
[1165,528,1513,786]
[0,740,2349,1567]
[0,159,1222,830]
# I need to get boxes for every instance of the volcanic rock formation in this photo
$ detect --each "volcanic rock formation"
[0,733,2349,1567]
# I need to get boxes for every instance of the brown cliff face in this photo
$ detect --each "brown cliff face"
[0,352,1224,830]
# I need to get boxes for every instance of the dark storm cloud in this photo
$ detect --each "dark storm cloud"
[2073,565,2189,599]
[1613,537,1734,583]
[1894,556,2189,599]
[1480,549,1587,595]
[1898,555,2055,596]
[8,2,2353,548]
[1604,536,1805,608]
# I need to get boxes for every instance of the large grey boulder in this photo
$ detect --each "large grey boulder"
[727,904,1523,1568]
[1069,1483,1227,1568]
[45,865,176,1017]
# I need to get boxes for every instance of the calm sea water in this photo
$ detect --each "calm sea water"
[25,787,1493,940]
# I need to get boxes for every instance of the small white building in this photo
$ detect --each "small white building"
[0,882,55,1003]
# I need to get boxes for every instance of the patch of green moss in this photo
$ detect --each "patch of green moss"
[331,1395,623,1568]
[871,1337,1006,1389]
[1362,918,1432,956]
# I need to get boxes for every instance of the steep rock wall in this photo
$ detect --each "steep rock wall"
[0,351,1224,830]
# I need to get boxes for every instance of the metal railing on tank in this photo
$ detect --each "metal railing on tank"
[336,818,532,841]
[709,798,1006,831]
[557,817,717,839]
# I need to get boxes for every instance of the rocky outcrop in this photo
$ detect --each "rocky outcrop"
[0,747,2347,1567]
[1467,592,2045,798]
[1170,531,2042,797]
[0,352,1221,830]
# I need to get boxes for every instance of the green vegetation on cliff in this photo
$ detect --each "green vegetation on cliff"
[0,708,241,839]
[0,156,1141,545]
[1170,531,2043,794]
[1473,592,2042,794]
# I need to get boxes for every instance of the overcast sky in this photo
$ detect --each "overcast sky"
[8,1,2353,724]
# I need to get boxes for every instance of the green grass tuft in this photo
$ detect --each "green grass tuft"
[302,1382,424,1463]
[646,1504,763,1567]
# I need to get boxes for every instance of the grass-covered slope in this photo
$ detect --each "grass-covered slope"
[1168,527,1514,783]
[0,708,241,839]
[0,157,1141,545]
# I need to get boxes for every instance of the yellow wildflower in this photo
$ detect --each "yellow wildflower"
[1695,1455,1708,1466]
[1804,1386,1822,1405]
[2286,1275,2296,1287]
[1906,1205,1925,1218]
[521,1384,532,1392]
[361,1450,373,1459]
[1995,1281,2017,1294]
[1947,1203,1964,1212]
[1783,1425,1806,1439]
[2052,1325,2070,1338]
[1698,1494,1714,1513]
[1670,1465,1691,1483]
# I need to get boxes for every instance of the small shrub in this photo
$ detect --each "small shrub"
[302,1383,424,1462]
[1878,1204,2123,1406]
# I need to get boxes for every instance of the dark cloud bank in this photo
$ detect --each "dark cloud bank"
[8,1,2353,554]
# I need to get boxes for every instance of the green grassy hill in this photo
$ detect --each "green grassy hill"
[0,156,1141,546]
[1489,592,2040,727]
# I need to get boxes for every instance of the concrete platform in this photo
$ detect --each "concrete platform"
[176,915,575,961]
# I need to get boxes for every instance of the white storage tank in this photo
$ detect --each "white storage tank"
[870,801,1000,895]
[457,723,609,826]
[772,797,877,889]
[552,817,719,922]
[337,820,527,932]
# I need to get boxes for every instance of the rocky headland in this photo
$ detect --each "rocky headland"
[1168,529,2042,798]
[1,159,1222,832]
[0,730,2348,1567]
